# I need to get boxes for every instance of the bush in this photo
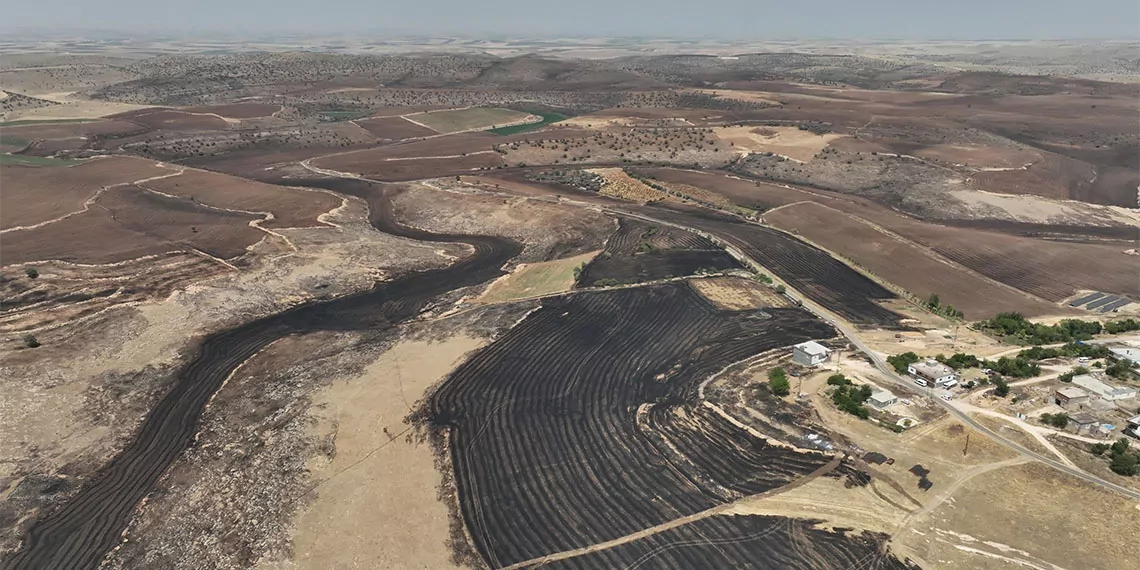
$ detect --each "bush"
[1039,413,1069,429]
[25,267,38,279]
[1109,452,1139,476]
[22,334,40,348]
[1090,443,1110,455]
[1105,359,1136,380]
[826,374,850,386]
[768,367,791,397]
[936,353,981,370]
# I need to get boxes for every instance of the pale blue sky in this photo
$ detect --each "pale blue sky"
[2,0,1138,38]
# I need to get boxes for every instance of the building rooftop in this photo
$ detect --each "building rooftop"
[1072,374,1138,399]
[910,359,955,379]
[1126,415,1140,425]
[1055,386,1088,399]
[869,389,896,404]
[794,341,830,357]
[1108,346,1140,363]
[1070,412,1099,425]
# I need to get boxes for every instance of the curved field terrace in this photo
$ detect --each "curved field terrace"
[424,282,907,568]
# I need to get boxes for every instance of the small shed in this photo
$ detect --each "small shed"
[1069,412,1100,434]
[868,389,897,409]
[1055,386,1089,409]
[792,341,831,367]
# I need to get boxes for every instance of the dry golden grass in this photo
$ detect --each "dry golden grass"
[478,250,600,304]
[590,168,668,204]
[690,277,788,311]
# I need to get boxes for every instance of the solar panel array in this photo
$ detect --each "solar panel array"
[1069,291,1135,313]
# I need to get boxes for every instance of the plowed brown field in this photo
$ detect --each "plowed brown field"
[140,169,342,228]
[763,202,1067,318]
[1,156,170,228]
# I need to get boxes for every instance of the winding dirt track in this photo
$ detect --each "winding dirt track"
[2,180,521,570]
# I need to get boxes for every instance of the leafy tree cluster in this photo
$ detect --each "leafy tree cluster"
[1104,438,1139,477]
[826,373,851,386]
[935,353,980,370]
[1106,358,1137,381]
[1017,342,1110,361]
[992,376,1011,397]
[768,367,791,397]
[979,312,1137,345]
[1039,413,1070,429]
[1058,366,1090,383]
[983,356,1041,379]
[831,383,873,419]
[925,293,963,319]
[887,352,920,374]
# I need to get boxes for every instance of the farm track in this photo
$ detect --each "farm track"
[426,281,909,568]
[2,181,522,570]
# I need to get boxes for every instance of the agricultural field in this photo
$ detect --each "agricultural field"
[763,202,1068,318]
[3,42,1137,570]
[428,283,857,567]
[577,217,740,286]
[410,107,536,133]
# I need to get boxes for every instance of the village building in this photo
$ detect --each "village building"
[792,341,831,367]
[907,359,957,387]
[868,389,897,409]
[1071,374,1138,401]
[1054,386,1089,409]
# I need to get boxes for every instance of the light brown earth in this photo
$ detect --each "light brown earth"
[712,125,842,161]
[286,335,485,570]
[478,250,599,304]
[689,276,789,311]
[590,167,668,203]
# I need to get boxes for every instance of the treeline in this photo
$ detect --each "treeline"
[978,312,1140,345]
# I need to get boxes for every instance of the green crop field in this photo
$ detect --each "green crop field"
[489,111,567,135]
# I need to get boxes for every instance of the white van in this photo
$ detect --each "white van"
[914,378,929,387]
[1077,356,1090,363]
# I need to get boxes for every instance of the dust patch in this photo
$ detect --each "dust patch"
[478,250,599,304]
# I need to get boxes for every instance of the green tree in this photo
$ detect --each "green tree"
[22,334,39,348]
[993,377,1011,397]
[25,267,38,279]
[1111,438,1131,457]
[768,367,791,397]
[826,374,850,386]
[1090,443,1110,455]
[926,293,939,308]
[1109,452,1139,476]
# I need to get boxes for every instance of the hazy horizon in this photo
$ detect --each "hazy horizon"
[2,0,1138,39]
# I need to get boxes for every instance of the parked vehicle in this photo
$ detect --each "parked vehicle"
[914,378,928,387]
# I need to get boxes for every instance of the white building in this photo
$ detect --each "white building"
[793,341,831,367]
[1126,415,1140,439]
[868,389,897,409]
[1108,346,1140,363]
[1071,374,1138,401]
[907,360,957,386]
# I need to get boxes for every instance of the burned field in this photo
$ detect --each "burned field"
[632,204,903,327]
[423,282,904,568]
[577,218,740,286]
[536,514,912,570]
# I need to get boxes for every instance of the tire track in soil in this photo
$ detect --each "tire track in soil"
[2,179,522,570]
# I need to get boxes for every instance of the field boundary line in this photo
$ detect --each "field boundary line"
[500,455,843,570]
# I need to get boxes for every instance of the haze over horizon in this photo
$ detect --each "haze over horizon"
[2,0,1138,39]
